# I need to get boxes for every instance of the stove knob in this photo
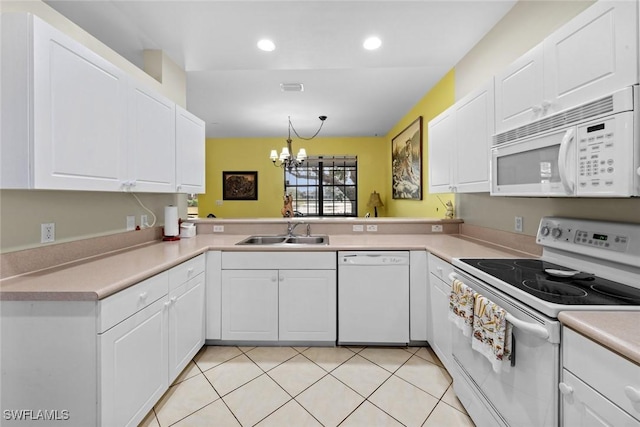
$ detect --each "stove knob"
[540,226,550,237]
[551,227,563,239]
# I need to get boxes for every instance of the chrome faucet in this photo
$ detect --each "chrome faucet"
[287,221,303,236]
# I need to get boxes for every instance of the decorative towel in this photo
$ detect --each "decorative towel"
[471,295,513,373]
[448,279,475,337]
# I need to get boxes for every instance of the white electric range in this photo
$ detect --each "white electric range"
[449,217,640,427]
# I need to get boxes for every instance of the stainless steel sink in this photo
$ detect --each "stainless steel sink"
[285,236,328,245]
[236,235,329,245]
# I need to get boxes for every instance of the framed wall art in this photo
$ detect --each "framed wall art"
[222,171,258,200]
[391,116,422,200]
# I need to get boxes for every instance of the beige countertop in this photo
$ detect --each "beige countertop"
[0,233,528,301]
[558,311,640,365]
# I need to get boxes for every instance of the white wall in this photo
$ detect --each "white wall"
[454,0,640,236]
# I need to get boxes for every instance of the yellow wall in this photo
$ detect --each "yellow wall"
[199,136,388,218]
[384,69,456,218]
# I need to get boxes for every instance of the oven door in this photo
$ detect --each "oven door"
[450,269,561,427]
[491,126,577,197]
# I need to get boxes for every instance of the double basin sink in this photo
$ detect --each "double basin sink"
[236,235,329,246]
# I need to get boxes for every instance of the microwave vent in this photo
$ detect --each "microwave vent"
[493,95,615,146]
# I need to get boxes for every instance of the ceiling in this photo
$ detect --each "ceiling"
[44,0,516,138]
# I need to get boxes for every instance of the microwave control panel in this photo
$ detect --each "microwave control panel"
[577,117,617,190]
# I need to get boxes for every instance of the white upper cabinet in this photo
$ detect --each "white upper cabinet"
[128,83,176,192]
[428,81,494,194]
[2,13,128,191]
[543,0,638,115]
[494,43,545,132]
[175,106,206,194]
[495,0,638,133]
[1,13,205,193]
[428,105,456,193]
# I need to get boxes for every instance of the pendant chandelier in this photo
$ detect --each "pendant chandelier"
[270,115,327,170]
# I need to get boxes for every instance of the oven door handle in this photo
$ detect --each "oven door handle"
[448,272,550,341]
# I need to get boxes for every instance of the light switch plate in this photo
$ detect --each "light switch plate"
[353,225,364,232]
[431,225,443,232]
[515,216,523,233]
[213,225,224,232]
[366,224,378,232]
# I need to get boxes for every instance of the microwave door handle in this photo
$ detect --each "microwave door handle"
[558,128,575,195]
[448,273,550,341]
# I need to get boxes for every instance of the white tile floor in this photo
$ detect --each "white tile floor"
[139,346,475,427]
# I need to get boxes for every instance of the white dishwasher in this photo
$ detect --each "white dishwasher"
[338,251,410,345]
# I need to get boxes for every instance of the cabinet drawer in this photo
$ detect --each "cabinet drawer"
[428,253,453,282]
[99,272,169,333]
[222,251,336,270]
[563,327,640,419]
[169,254,205,290]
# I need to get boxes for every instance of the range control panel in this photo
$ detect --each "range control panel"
[537,217,640,267]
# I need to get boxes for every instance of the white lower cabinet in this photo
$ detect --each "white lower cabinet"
[221,270,279,341]
[220,251,337,343]
[100,297,169,427]
[427,253,454,372]
[278,269,336,342]
[0,255,205,427]
[560,327,640,426]
[168,270,205,382]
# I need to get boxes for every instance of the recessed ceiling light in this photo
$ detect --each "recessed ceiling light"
[363,36,382,50]
[257,39,276,52]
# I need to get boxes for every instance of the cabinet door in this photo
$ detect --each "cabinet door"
[221,270,278,341]
[427,105,455,193]
[454,81,494,193]
[429,275,453,372]
[168,273,205,382]
[206,251,222,340]
[176,106,206,194]
[100,297,168,427]
[494,43,544,132]
[127,83,176,192]
[32,15,128,191]
[279,270,336,342]
[543,0,638,115]
[409,251,429,341]
[561,370,639,427]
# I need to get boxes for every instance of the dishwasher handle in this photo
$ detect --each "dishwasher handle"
[340,253,410,266]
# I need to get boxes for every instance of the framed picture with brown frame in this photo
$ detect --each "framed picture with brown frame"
[391,116,422,200]
[222,171,258,200]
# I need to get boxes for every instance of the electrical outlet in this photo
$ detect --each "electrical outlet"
[126,215,136,231]
[41,223,55,243]
[140,215,148,228]
[431,225,443,232]
[366,224,378,232]
[515,216,523,233]
[353,224,364,232]
[213,225,224,232]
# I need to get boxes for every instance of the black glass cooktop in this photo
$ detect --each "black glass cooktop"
[458,258,640,306]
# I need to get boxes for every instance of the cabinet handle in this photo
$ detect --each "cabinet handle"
[558,382,573,396]
[187,267,194,275]
[279,276,284,282]
[171,296,177,304]
[624,386,640,403]
[139,291,148,300]
[164,301,171,307]
[436,267,443,275]
[271,276,277,282]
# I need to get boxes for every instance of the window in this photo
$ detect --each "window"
[284,156,357,217]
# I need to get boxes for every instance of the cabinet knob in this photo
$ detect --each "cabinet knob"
[139,291,148,300]
[187,267,194,275]
[171,296,177,303]
[271,276,277,282]
[279,276,284,282]
[558,382,573,396]
[164,301,171,307]
[624,386,640,403]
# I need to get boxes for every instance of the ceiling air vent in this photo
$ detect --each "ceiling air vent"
[280,83,304,92]
[493,94,616,146]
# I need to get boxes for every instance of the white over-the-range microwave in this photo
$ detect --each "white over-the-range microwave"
[491,85,640,197]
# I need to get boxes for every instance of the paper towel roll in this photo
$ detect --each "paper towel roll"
[164,205,179,237]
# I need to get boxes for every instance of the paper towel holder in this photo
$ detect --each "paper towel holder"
[163,205,181,241]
